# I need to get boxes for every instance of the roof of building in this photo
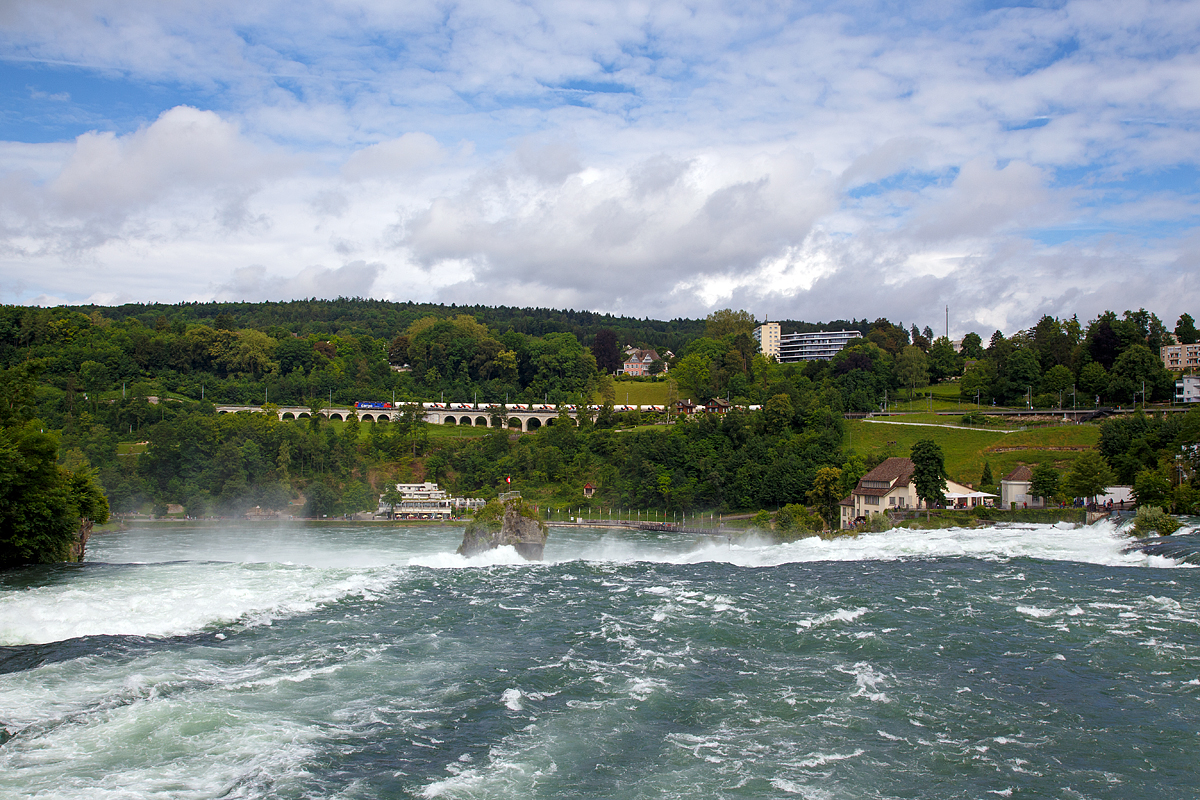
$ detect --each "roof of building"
[838,494,854,507]
[853,457,915,497]
[706,398,731,408]
[623,348,661,364]
[1003,465,1033,482]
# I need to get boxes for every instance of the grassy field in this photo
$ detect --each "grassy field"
[605,380,673,405]
[845,418,1101,486]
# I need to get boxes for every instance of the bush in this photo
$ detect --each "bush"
[1033,393,1058,410]
[960,411,987,426]
[1131,506,1180,538]
[864,513,893,532]
[774,503,823,541]
[970,504,994,520]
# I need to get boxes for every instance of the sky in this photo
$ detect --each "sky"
[1,0,1199,337]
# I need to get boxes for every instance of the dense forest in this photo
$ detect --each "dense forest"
[1,299,1198,544]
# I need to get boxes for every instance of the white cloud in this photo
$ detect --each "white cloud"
[342,132,445,180]
[213,261,384,301]
[0,1,1198,334]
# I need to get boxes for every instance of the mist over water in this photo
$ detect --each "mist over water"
[2,521,1199,798]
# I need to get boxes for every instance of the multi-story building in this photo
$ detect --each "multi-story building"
[838,457,975,528]
[621,348,666,377]
[753,322,781,359]
[1161,343,1200,371]
[777,330,860,362]
[378,482,485,519]
[1177,375,1200,404]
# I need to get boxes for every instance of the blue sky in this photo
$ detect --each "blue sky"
[1,0,1199,336]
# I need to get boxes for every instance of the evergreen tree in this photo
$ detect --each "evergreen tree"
[980,462,994,488]
[1175,313,1199,345]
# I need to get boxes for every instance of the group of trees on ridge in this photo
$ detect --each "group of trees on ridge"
[2,299,1199,565]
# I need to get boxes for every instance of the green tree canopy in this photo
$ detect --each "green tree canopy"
[1063,451,1116,501]
[806,466,843,529]
[1175,313,1199,345]
[705,309,756,339]
[895,345,930,399]
[910,439,947,509]
[960,332,984,360]
[1030,462,1060,500]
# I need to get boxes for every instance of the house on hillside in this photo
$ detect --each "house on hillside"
[676,399,697,416]
[840,457,974,528]
[621,348,666,377]
[1000,466,1044,509]
[705,398,731,415]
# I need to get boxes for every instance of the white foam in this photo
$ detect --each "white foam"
[550,521,1178,570]
[501,688,524,711]
[406,545,531,569]
[0,561,396,646]
[798,607,868,630]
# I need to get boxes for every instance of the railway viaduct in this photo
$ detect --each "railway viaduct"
[214,404,592,432]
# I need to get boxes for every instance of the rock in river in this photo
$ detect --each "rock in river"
[458,496,548,561]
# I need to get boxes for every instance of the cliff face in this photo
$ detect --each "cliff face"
[458,498,548,561]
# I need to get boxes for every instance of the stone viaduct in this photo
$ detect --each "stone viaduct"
[213,403,615,432]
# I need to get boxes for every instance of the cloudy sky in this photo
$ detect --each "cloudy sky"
[1,1,1198,336]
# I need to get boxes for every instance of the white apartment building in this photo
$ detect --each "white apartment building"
[777,330,861,362]
[1177,375,1200,404]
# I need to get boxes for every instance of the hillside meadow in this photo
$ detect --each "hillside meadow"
[844,417,1101,486]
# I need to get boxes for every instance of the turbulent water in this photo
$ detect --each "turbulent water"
[3,521,1200,799]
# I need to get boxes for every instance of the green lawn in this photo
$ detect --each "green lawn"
[605,380,673,406]
[845,418,1101,486]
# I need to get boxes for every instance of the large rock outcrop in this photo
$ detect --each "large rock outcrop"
[458,497,548,561]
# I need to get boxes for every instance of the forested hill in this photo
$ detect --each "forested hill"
[44,299,866,354]
[1,298,1197,536]
[65,299,708,354]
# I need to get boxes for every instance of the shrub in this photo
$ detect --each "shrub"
[970,504,994,520]
[864,513,893,532]
[1131,506,1180,538]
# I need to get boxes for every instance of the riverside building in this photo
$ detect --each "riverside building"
[378,482,485,519]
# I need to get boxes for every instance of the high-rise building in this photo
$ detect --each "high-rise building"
[753,322,781,359]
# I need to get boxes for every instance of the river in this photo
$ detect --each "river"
[2,521,1198,799]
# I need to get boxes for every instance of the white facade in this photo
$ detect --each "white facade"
[777,330,860,362]
[378,482,485,518]
[1177,374,1200,403]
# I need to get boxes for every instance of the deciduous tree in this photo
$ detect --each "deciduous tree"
[910,439,947,510]
[1063,451,1116,502]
